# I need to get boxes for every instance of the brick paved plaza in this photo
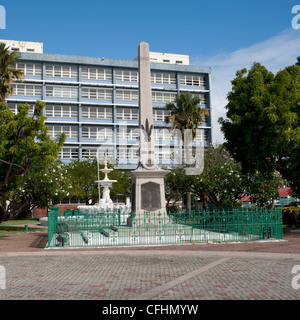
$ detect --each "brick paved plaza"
[0,230,300,302]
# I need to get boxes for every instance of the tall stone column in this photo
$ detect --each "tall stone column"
[128,42,169,226]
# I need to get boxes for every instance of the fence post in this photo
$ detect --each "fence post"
[47,209,58,247]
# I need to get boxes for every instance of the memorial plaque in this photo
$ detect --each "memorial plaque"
[141,182,161,211]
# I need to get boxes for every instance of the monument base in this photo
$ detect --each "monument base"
[128,167,169,226]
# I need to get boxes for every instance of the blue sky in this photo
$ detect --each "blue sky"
[0,0,300,143]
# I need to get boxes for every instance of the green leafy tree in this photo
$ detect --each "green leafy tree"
[9,161,69,217]
[65,159,131,205]
[65,159,99,205]
[190,145,244,208]
[188,145,282,208]
[165,92,208,209]
[108,168,131,202]
[242,171,284,207]
[219,59,300,196]
[164,166,191,210]
[0,101,65,222]
[0,42,23,101]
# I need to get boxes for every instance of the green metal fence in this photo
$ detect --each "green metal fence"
[47,207,283,248]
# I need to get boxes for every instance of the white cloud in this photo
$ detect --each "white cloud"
[192,28,300,145]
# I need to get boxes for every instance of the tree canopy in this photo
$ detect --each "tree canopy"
[0,42,23,101]
[219,58,300,196]
[0,101,65,222]
[165,91,208,140]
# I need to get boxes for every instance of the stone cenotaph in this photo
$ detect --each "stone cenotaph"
[128,42,169,226]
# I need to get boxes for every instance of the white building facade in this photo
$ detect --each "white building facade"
[4,40,213,169]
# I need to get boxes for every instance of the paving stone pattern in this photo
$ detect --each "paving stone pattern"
[0,251,299,300]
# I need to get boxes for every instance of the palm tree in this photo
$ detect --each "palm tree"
[0,42,23,101]
[165,92,208,210]
[165,92,208,141]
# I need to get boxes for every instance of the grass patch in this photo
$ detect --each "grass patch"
[0,219,39,225]
[0,219,41,234]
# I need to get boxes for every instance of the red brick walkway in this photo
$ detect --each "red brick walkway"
[1,229,300,253]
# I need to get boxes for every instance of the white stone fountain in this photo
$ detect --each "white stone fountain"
[77,158,131,217]
[95,158,117,210]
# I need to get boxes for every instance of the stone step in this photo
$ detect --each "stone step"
[100,228,118,238]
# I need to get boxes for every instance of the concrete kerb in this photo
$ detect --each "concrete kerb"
[1,248,300,261]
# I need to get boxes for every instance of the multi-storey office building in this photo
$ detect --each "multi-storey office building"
[5,41,212,169]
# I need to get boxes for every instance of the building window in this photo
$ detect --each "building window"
[13,84,42,96]
[8,103,35,116]
[180,74,206,87]
[47,125,78,139]
[15,63,42,76]
[45,105,77,118]
[155,147,172,161]
[195,129,209,142]
[81,87,112,100]
[154,128,173,141]
[153,109,170,121]
[116,108,138,121]
[59,147,78,159]
[116,90,138,102]
[115,70,138,82]
[82,106,112,119]
[118,146,139,160]
[82,148,97,159]
[82,126,113,140]
[117,127,139,141]
[151,72,176,85]
[46,85,78,99]
[81,67,112,81]
[46,65,78,78]
[152,91,176,103]
[192,93,207,105]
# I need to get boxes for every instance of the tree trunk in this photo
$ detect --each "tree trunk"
[186,192,191,211]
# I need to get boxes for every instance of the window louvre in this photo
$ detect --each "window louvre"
[116,70,138,82]
[82,106,112,119]
[59,148,78,159]
[116,90,138,102]
[82,67,112,81]
[180,74,206,87]
[46,65,78,78]
[151,72,176,85]
[15,63,42,76]
[82,126,113,140]
[45,105,77,118]
[81,87,112,100]
[48,125,78,139]
[46,86,78,98]
[152,91,176,103]
[116,108,138,121]
[13,84,42,96]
